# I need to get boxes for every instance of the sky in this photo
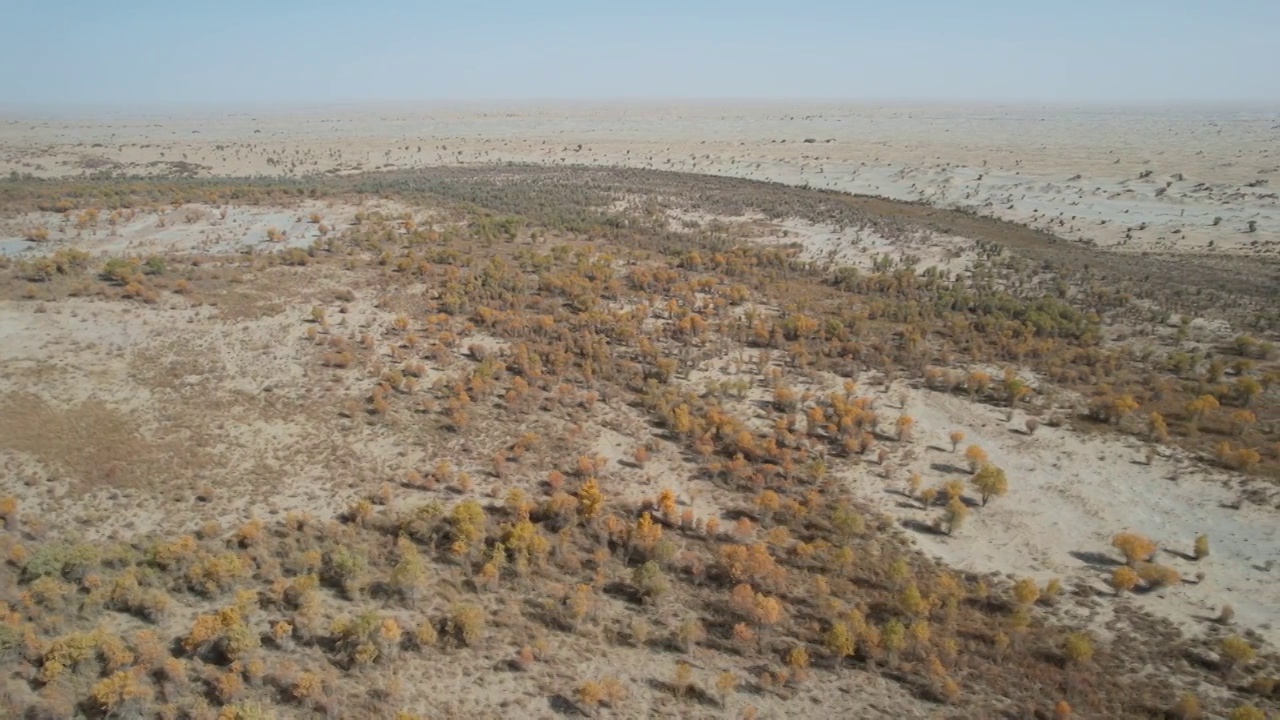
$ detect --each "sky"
[1,0,1277,106]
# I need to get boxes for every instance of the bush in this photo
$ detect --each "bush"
[1193,534,1209,560]
[1221,635,1256,671]
[1111,532,1156,566]
[22,542,99,582]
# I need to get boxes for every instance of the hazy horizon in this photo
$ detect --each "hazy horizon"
[2,1,1278,107]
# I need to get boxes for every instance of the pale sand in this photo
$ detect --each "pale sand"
[2,102,1277,254]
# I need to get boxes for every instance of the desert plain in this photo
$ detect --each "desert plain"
[0,103,1277,719]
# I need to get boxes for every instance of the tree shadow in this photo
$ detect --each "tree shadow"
[645,679,721,707]
[930,462,968,475]
[902,518,944,536]
[1069,550,1122,568]
[602,580,645,606]
[1182,647,1222,673]
[547,693,586,716]
[1162,547,1197,562]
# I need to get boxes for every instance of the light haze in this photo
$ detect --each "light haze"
[1,0,1278,106]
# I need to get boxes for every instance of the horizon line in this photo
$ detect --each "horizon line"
[3,97,1279,114]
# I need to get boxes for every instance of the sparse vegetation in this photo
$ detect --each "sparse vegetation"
[0,167,1275,719]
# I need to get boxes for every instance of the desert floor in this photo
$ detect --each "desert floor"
[2,102,1277,254]
[0,106,1277,718]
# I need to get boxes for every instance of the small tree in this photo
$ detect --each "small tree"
[1149,412,1169,442]
[919,487,939,509]
[970,465,1008,506]
[715,671,738,707]
[632,561,669,603]
[895,414,915,441]
[825,621,856,665]
[949,430,965,452]
[1220,635,1255,673]
[942,498,968,536]
[676,618,706,653]
[906,472,923,498]
[1186,394,1219,429]
[1012,577,1040,607]
[1170,693,1201,720]
[964,445,988,472]
[1063,633,1094,666]
[1193,535,1210,560]
[1111,566,1141,594]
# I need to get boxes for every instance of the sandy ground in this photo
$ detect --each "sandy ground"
[884,385,1279,646]
[2,102,1277,255]
[0,199,413,259]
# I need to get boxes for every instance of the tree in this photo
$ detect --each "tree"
[1170,693,1201,720]
[895,414,915,441]
[919,487,938,509]
[949,430,965,452]
[1138,563,1180,589]
[1228,409,1256,436]
[825,621,856,664]
[1109,394,1140,423]
[967,371,991,397]
[577,680,605,711]
[1220,635,1255,673]
[1012,577,1040,607]
[752,593,784,649]
[577,478,604,520]
[1194,535,1210,560]
[1063,633,1094,666]
[657,488,678,518]
[964,445,988,472]
[1149,412,1169,442]
[970,465,1008,506]
[942,480,966,503]
[942,498,968,536]
[676,619,705,653]
[899,583,929,618]
[715,671,738,707]
[883,619,906,666]
[389,537,428,606]
[1110,566,1139,594]
[1186,394,1219,428]
[1234,376,1261,407]
[631,561,669,602]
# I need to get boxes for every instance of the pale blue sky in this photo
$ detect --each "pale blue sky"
[1,0,1277,106]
